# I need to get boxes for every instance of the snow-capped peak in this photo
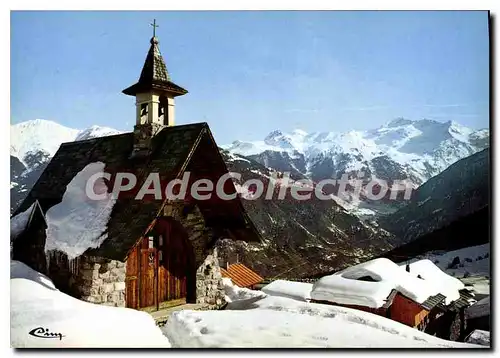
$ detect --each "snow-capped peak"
[10,119,124,168]
[75,125,123,141]
[292,129,308,136]
[11,119,80,166]
[385,117,414,128]
[224,118,489,187]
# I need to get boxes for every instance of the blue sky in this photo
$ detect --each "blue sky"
[11,11,489,144]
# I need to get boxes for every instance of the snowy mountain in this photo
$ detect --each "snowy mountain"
[11,119,122,169]
[223,118,489,215]
[379,148,489,244]
[10,119,123,212]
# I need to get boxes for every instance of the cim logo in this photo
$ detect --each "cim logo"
[28,327,65,340]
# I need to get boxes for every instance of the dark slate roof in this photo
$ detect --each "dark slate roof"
[421,293,446,311]
[439,289,477,312]
[122,36,187,97]
[465,296,489,319]
[15,122,261,261]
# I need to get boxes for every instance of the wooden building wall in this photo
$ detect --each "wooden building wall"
[310,299,390,317]
[390,293,430,328]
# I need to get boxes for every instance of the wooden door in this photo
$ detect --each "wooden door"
[156,218,195,308]
[138,235,158,310]
[125,237,159,311]
[125,218,195,311]
[125,248,139,309]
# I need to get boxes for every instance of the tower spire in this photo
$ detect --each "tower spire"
[123,21,188,157]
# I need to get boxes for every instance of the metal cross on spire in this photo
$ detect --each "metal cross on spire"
[150,19,159,37]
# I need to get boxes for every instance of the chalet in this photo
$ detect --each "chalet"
[464,296,490,336]
[310,258,476,339]
[10,27,261,312]
[220,263,263,289]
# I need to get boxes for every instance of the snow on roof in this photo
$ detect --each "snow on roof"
[261,280,313,302]
[45,162,117,259]
[311,258,464,308]
[311,272,395,308]
[10,260,170,348]
[403,259,465,304]
[10,201,37,240]
[222,277,267,304]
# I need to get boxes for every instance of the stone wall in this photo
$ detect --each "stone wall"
[195,248,226,309]
[75,256,126,307]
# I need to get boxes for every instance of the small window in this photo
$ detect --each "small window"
[148,236,154,249]
[140,103,148,124]
[159,251,163,262]
[159,235,163,246]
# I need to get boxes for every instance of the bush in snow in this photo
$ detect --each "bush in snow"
[447,256,461,269]
[464,258,473,263]
[463,271,471,278]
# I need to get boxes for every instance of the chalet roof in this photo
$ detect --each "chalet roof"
[10,200,46,242]
[122,36,187,97]
[311,258,466,309]
[465,296,489,319]
[439,289,477,312]
[221,263,264,288]
[14,122,261,261]
[421,293,446,311]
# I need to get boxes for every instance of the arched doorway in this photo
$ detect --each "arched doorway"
[126,217,196,311]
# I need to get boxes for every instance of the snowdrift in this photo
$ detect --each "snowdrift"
[261,279,312,302]
[163,279,482,348]
[10,261,170,348]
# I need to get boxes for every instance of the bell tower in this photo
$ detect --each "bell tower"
[123,20,188,156]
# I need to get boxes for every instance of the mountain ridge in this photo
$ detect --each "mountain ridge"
[222,118,488,216]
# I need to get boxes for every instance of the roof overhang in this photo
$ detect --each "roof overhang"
[122,80,188,97]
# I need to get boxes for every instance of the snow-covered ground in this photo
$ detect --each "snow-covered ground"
[401,244,490,295]
[465,330,490,346]
[10,261,171,348]
[11,261,486,348]
[161,278,483,348]
[261,279,312,301]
